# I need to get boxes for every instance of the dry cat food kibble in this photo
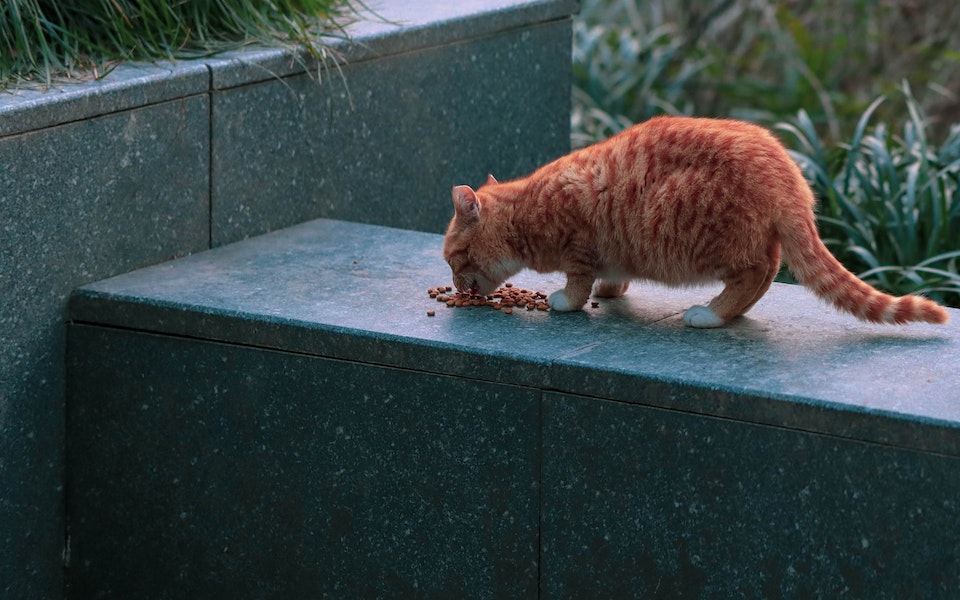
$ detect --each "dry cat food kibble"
[425,283,550,314]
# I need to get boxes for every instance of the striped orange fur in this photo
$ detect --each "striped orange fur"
[443,116,949,328]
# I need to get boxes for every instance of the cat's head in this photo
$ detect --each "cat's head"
[443,178,517,295]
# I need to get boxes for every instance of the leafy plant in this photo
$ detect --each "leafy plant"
[1,0,364,89]
[571,5,704,147]
[571,0,843,148]
[572,0,960,148]
[777,83,960,307]
[574,0,960,307]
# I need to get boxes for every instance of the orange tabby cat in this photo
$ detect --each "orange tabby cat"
[443,116,949,327]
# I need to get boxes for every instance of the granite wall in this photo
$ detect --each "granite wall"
[0,1,575,596]
[64,218,960,596]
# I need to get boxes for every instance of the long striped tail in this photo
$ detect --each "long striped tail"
[779,216,949,325]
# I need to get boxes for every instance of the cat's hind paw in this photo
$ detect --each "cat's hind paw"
[548,289,580,312]
[593,280,629,298]
[682,305,725,328]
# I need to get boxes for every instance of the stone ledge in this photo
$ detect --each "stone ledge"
[0,0,577,135]
[70,218,960,455]
[67,218,960,596]
[0,61,209,137]
[207,0,581,89]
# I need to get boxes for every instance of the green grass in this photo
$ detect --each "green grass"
[1,0,363,88]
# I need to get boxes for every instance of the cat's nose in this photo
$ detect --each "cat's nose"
[452,274,471,294]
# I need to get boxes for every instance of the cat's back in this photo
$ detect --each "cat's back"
[548,116,803,211]
[603,116,790,169]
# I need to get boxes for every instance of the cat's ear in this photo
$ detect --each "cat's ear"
[452,185,481,222]
[486,174,499,186]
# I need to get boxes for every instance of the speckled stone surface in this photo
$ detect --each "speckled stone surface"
[549,285,960,456]
[0,98,209,599]
[69,218,960,594]
[206,0,581,88]
[209,18,572,244]
[2,2,576,596]
[68,218,960,594]
[69,219,692,388]
[0,61,209,137]
[71,218,960,453]
[541,392,960,597]
[0,1,578,136]
[67,325,539,598]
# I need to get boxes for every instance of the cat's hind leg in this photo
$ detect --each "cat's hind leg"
[683,246,780,328]
[549,273,595,312]
[593,279,630,298]
[737,243,781,315]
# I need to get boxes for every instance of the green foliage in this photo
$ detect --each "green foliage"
[573,0,960,148]
[571,0,845,148]
[574,0,960,307]
[777,84,960,306]
[571,2,704,147]
[1,0,362,88]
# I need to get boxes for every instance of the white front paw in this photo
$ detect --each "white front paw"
[683,305,724,328]
[548,289,576,312]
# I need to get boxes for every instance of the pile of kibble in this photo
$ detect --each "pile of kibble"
[425,282,550,315]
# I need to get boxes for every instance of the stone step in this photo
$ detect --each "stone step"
[67,219,960,597]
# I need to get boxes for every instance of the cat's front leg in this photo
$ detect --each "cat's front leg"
[549,273,595,312]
